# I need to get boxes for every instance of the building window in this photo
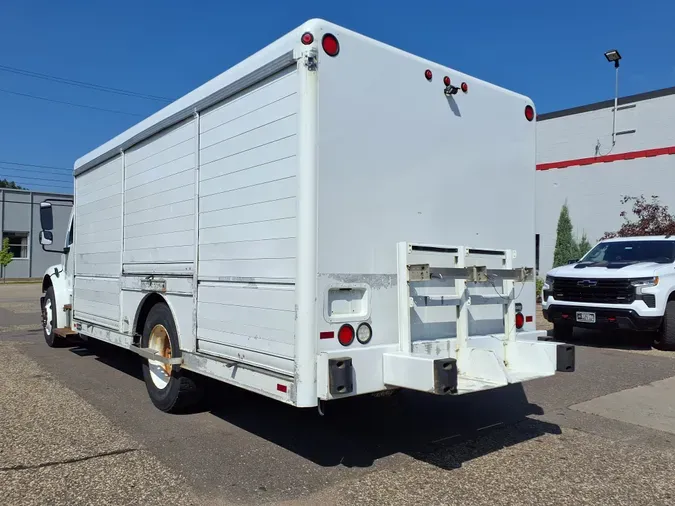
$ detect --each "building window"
[3,232,29,259]
[535,234,540,274]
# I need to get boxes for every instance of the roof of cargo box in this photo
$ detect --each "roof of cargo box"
[74,19,529,176]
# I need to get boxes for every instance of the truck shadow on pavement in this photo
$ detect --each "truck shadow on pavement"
[205,381,561,470]
[72,338,561,471]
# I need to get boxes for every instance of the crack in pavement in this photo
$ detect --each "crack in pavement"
[0,448,139,472]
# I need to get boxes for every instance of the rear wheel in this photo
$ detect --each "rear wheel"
[554,322,574,341]
[141,303,202,412]
[42,287,64,348]
[655,301,675,351]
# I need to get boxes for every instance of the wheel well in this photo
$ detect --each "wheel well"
[668,291,675,303]
[42,275,52,293]
[134,293,168,344]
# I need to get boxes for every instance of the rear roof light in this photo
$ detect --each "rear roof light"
[443,76,451,86]
[525,105,535,122]
[322,34,340,56]
[461,82,468,93]
[301,32,314,45]
[424,69,433,81]
[338,324,354,346]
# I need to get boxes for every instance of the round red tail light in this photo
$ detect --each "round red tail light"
[338,324,354,346]
[515,312,525,329]
[524,105,535,122]
[461,82,468,93]
[424,69,433,81]
[322,34,340,56]
[443,76,451,86]
[301,32,314,45]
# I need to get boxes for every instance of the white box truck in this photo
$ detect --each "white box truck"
[38,19,574,413]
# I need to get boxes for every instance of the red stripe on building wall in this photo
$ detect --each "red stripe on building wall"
[536,145,675,171]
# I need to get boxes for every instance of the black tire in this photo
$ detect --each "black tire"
[140,303,202,412]
[42,286,64,348]
[554,323,574,341]
[655,301,675,351]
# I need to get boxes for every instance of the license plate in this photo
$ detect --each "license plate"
[576,311,596,324]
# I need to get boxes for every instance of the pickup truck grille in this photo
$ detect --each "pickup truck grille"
[552,277,635,304]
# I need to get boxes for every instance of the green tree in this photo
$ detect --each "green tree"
[0,179,26,190]
[0,238,14,282]
[577,232,592,259]
[553,204,579,267]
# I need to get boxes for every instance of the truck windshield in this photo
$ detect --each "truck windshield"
[580,240,675,265]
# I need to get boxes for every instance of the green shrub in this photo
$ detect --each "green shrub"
[553,204,579,267]
[536,277,544,302]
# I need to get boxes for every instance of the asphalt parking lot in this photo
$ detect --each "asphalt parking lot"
[2,283,675,505]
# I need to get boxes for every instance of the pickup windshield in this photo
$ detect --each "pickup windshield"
[580,240,675,265]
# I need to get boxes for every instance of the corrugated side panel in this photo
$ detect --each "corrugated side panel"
[196,65,298,373]
[74,156,123,327]
[123,118,196,266]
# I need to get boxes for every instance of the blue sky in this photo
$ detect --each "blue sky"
[0,0,673,193]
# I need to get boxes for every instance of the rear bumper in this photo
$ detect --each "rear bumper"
[317,332,574,400]
[543,305,663,332]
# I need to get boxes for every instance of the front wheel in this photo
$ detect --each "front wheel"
[655,301,675,351]
[42,287,64,348]
[140,303,202,412]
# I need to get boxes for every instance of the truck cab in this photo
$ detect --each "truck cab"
[38,201,75,346]
[542,236,675,349]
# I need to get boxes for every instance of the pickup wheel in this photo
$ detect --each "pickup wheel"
[655,301,675,351]
[42,287,64,348]
[554,323,574,341]
[140,303,202,413]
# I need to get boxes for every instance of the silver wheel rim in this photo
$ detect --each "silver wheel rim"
[44,299,53,335]
[148,324,172,390]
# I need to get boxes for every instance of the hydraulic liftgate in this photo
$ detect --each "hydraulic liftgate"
[382,242,574,395]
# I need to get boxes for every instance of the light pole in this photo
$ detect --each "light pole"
[604,49,622,146]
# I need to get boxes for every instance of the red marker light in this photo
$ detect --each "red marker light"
[277,384,288,393]
[322,34,340,56]
[525,105,535,122]
[461,82,468,93]
[319,331,334,340]
[301,32,314,45]
[425,69,433,81]
[443,76,451,86]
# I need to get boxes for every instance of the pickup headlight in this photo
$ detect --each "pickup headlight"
[631,277,659,294]
[543,276,554,290]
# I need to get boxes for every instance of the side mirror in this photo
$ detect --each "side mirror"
[40,230,53,246]
[567,259,579,264]
[40,202,54,231]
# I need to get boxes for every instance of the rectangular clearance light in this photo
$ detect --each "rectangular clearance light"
[320,331,334,339]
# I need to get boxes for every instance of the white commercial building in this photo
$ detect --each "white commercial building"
[535,86,675,275]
